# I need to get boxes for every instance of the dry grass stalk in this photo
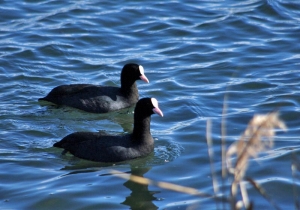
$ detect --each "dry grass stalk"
[222,94,228,178]
[206,119,220,209]
[226,111,287,208]
[221,94,228,210]
[206,119,219,194]
[246,177,281,210]
[110,169,214,198]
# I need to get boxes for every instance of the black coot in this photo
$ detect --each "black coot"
[53,97,163,162]
[39,63,149,113]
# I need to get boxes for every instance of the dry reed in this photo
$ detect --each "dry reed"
[226,111,286,209]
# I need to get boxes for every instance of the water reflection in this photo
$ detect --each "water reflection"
[38,102,135,133]
[57,152,160,209]
[121,165,159,210]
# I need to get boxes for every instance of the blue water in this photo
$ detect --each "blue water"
[1,0,300,209]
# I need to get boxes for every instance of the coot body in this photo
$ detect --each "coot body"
[39,63,149,113]
[53,98,163,162]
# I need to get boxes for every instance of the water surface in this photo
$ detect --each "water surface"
[0,0,300,209]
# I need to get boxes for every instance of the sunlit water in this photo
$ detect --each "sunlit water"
[0,0,300,209]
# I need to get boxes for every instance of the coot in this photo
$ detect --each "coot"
[53,98,163,162]
[39,63,149,113]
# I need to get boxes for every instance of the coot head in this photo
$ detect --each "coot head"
[121,63,149,88]
[134,97,163,118]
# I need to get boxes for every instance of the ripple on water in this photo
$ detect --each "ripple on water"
[0,0,300,209]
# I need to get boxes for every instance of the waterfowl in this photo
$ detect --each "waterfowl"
[39,63,149,113]
[53,98,163,162]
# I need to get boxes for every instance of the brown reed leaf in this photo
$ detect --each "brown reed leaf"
[226,111,286,182]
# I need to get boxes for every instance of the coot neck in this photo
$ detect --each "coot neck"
[120,79,139,100]
[132,115,152,142]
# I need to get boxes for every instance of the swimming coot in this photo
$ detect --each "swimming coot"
[53,97,163,162]
[39,63,149,113]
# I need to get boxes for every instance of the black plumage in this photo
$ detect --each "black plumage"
[39,63,149,113]
[53,98,163,162]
